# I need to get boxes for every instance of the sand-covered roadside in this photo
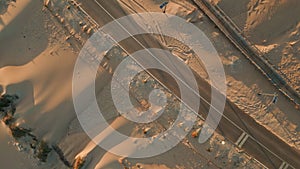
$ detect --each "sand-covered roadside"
[124,0,300,149]
[216,0,300,94]
[0,0,263,168]
[0,0,299,168]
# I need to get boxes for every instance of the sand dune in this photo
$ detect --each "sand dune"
[217,0,300,93]
[1,0,299,168]
[218,0,300,44]
[0,0,77,168]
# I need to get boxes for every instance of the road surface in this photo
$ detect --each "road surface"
[77,0,300,168]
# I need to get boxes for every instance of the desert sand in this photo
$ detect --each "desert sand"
[0,0,299,168]
[217,0,300,94]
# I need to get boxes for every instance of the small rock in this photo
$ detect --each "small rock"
[140,99,150,110]
[143,127,151,134]
[79,21,85,26]
[118,157,123,164]
[86,28,93,35]
[44,0,50,7]
[191,128,200,138]
[262,39,267,44]
[82,25,88,32]
[60,17,64,23]
[65,36,70,41]
[136,163,143,169]
[73,156,85,169]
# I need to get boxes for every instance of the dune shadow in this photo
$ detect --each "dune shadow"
[5,80,35,113]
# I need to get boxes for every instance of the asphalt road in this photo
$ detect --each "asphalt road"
[78,0,300,168]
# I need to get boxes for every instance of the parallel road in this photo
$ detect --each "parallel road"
[76,0,300,168]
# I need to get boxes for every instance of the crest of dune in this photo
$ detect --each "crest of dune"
[217,0,300,44]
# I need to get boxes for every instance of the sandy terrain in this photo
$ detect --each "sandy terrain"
[216,0,300,94]
[0,122,39,168]
[0,0,78,168]
[131,0,300,150]
[0,0,299,168]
